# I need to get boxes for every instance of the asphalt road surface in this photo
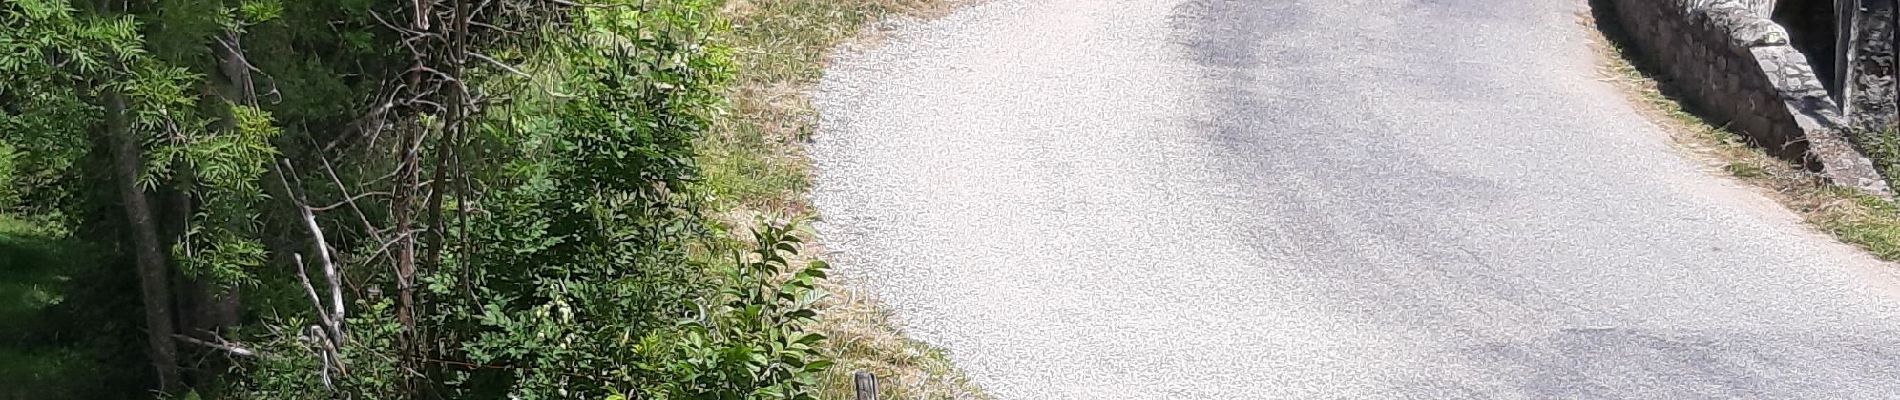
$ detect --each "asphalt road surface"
[808,0,1900,398]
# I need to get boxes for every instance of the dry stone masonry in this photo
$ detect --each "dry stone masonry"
[1608,0,1893,196]
[1840,0,1898,132]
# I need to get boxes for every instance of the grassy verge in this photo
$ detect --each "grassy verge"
[1583,2,1900,260]
[705,1,987,399]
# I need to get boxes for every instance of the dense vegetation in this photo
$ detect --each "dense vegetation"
[0,0,835,398]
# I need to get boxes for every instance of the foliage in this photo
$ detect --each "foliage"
[2,0,847,397]
[386,1,727,398]
[0,215,144,399]
[653,221,832,400]
[1,0,274,283]
[0,142,16,209]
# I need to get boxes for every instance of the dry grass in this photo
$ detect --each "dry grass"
[702,0,959,215]
[704,0,987,398]
[804,275,987,400]
[1582,2,1900,261]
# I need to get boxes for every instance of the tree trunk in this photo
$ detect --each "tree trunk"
[390,127,421,398]
[180,278,240,336]
[107,91,182,394]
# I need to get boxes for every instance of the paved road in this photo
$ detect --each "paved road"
[809,0,1900,398]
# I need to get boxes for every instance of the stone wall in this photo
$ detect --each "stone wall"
[1607,0,1892,195]
[1840,0,1898,132]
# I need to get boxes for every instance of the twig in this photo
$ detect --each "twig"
[306,326,335,391]
[316,150,387,245]
[174,334,257,357]
[469,51,531,79]
[311,191,394,211]
[292,253,335,338]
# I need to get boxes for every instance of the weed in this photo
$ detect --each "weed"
[1856,127,1900,184]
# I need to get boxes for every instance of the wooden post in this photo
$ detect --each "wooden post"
[853,370,878,400]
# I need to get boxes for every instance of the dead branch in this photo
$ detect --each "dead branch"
[174,333,257,357]
[291,253,335,338]
[304,325,336,391]
[544,0,638,8]
[469,51,530,79]
[280,159,348,344]
[317,152,388,243]
[311,191,394,212]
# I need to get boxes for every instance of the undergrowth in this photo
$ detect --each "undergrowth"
[0,216,122,398]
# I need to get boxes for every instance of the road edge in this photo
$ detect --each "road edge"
[706,1,989,398]
[1581,0,1900,262]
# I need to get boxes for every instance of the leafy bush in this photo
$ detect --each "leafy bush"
[3,0,840,398]
[650,222,832,400]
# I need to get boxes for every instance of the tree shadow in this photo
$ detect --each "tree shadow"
[0,220,139,398]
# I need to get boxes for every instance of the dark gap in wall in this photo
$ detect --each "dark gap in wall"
[1775,0,1840,94]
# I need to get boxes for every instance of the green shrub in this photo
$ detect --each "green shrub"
[647,221,832,400]
[4,0,838,397]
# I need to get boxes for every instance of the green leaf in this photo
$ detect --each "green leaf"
[793,333,825,346]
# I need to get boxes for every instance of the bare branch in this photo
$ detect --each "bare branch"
[277,159,347,345]
[544,0,638,8]
[174,334,257,357]
[317,151,388,243]
[292,253,335,336]
[305,326,335,391]
[469,51,531,79]
[311,191,394,212]
[467,19,518,35]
